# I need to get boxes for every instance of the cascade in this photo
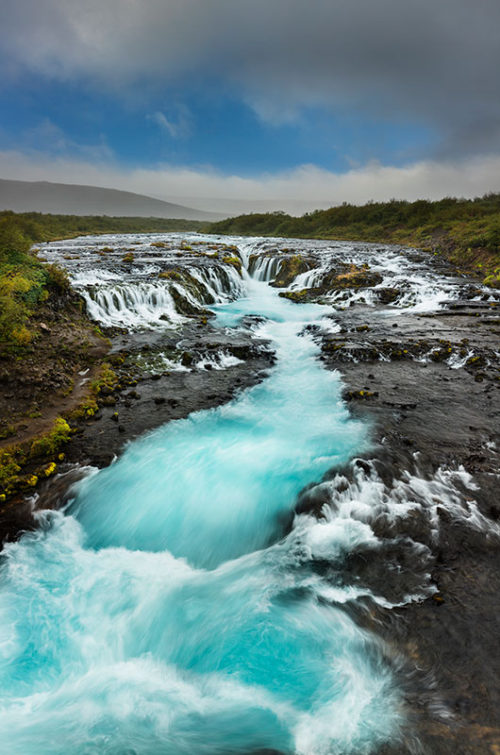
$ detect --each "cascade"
[248,254,283,282]
[80,263,246,329]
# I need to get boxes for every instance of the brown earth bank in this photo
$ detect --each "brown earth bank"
[0,286,112,536]
[0,290,109,447]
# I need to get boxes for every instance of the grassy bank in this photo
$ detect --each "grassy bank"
[0,211,202,502]
[206,194,500,287]
[0,211,203,348]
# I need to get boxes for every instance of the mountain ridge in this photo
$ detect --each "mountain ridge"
[0,178,220,220]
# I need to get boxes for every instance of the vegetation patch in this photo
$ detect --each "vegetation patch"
[0,416,72,501]
[278,289,309,302]
[30,417,72,458]
[158,270,182,280]
[222,255,242,274]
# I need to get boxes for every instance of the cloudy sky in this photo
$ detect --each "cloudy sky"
[1,0,500,213]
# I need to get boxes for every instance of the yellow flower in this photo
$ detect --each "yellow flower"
[44,462,57,477]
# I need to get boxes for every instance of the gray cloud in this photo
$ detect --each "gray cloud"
[2,1,500,156]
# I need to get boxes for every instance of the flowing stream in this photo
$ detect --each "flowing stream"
[0,241,412,754]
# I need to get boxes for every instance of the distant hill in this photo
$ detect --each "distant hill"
[0,179,219,220]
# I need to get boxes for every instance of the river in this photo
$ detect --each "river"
[1,232,495,754]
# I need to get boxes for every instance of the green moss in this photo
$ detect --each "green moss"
[90,362,118,394]
[222,255,242,274]
[72,396,99,419]
[465,354,486,367]
[108,352,126,366]
[122,252,134,263]
[323,340,346,352]
[345,389,375,400]
[278,289,309,303]
[30,417,72,458]
[321,264,383,291]
[271,255,315,287]
[158,270,182,280]
[0,425,16,441]
[0,448,24,494]
[484,267,500,288]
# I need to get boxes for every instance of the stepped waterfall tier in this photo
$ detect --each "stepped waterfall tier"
[0,232,499,754]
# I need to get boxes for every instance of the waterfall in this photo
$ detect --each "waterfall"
[248,254,283,281]
[79,263,246,329]
[188,264,246,302]
[82,282,185,328]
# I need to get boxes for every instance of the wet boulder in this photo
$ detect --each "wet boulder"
[270,255,317,288]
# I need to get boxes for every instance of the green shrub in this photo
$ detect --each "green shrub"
[30,417,72,458]
[45,263,70,293]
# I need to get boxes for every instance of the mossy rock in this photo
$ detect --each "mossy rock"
[158,270,182,281]
[466,354,486,368]
[377,287,400,304]
[181,271,217,305]
[278,289,309,303]
[322,340,346,353]
[430,346,453,362]
[345,389,376,401]
[270,255,317,288]
[170,287,211,317]
[322,265,383,291]
[222,255,242,274]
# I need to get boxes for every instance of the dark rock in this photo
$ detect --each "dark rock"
[377,287,400,304]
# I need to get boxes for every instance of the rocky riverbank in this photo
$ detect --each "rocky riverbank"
[315,296,500,753]
[271,250,500,753]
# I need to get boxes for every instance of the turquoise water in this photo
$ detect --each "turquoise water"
[0,274,402,753]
